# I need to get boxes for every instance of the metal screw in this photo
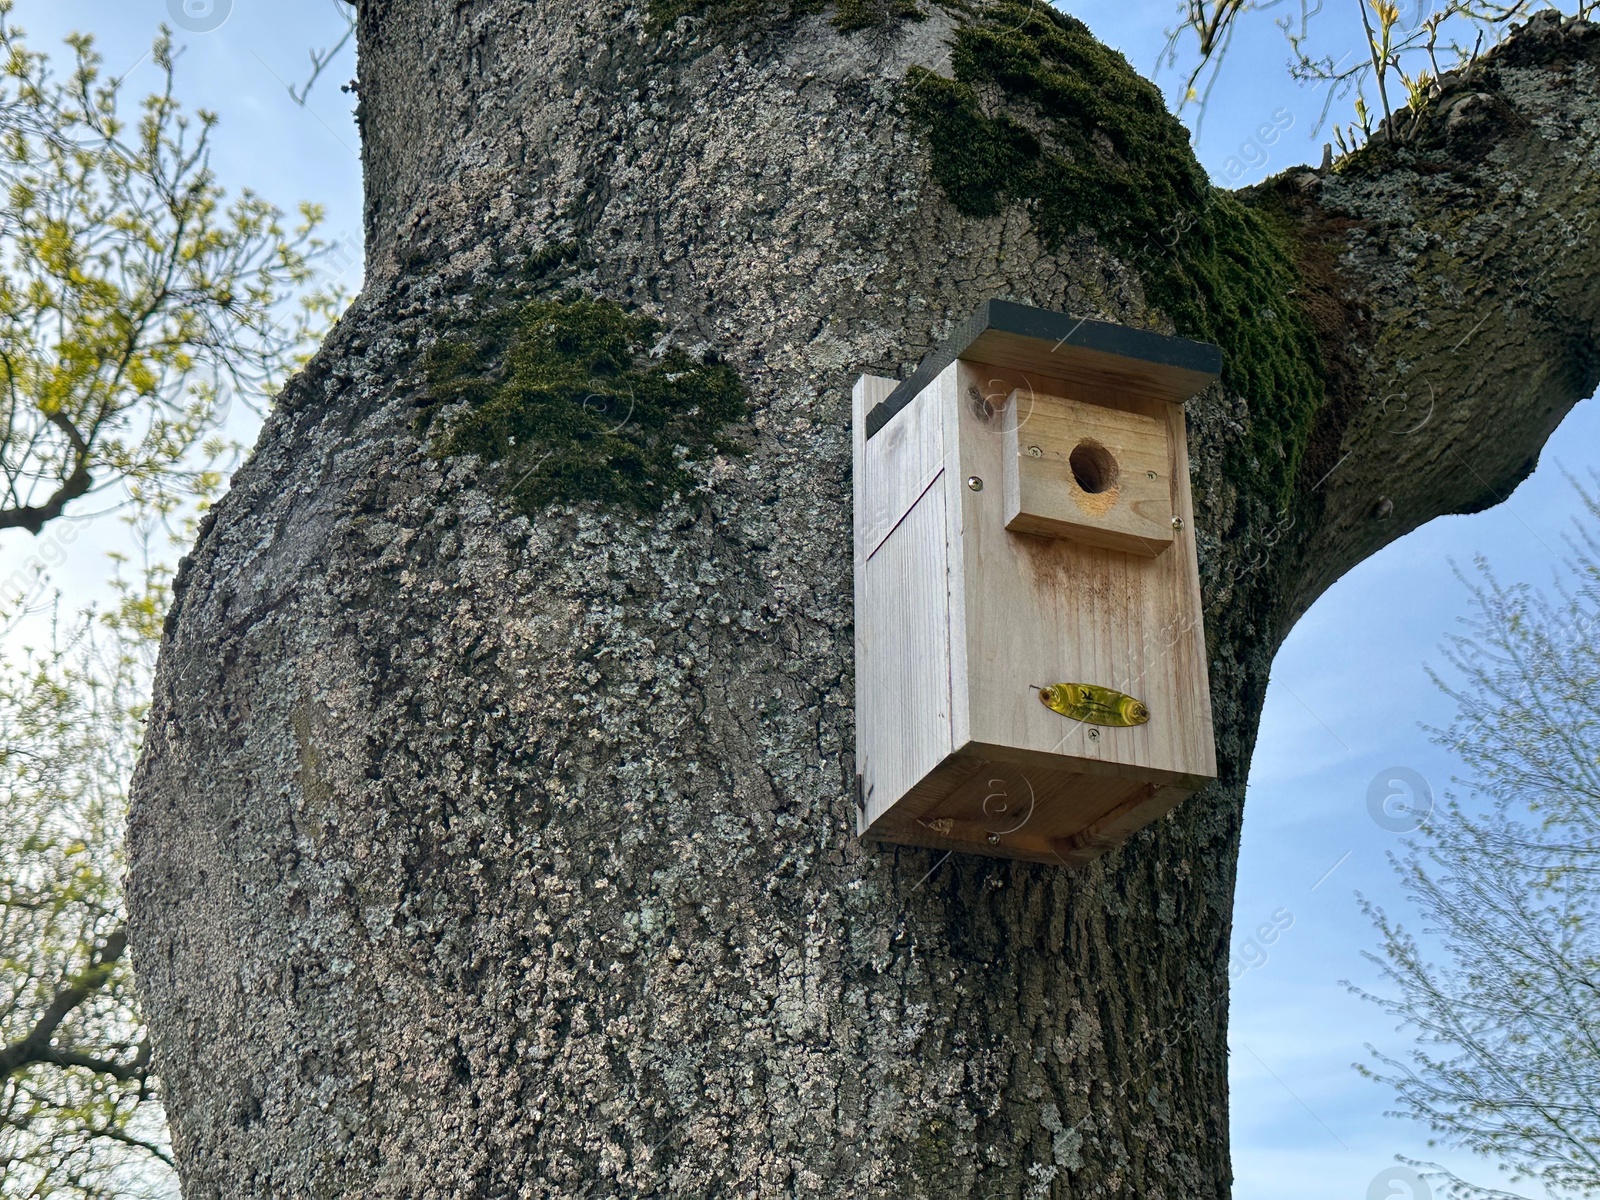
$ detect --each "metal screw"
[1171,516,1184,531]
[1087,728,1100,741]
[987,833,1001,845]
[967,476,983,492]
[1028,445,1043,458]
[1147,470,1158,480]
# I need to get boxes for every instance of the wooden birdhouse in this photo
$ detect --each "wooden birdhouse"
[852,300,1222,865]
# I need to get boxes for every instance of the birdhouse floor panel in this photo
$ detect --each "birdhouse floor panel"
[860,746,1196,866]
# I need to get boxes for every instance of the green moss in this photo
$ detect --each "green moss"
[520,239,583,280]
[906,2,1324,506]
[416,292,748,515]
[647,0,920,34]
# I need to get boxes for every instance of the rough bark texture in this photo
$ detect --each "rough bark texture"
[127,4,1600,1197]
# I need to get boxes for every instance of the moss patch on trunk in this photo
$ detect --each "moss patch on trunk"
[906,2,1324,507]
[416,293,748,515]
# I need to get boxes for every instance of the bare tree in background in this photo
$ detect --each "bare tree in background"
[1358,481,1600,1200]
[1,541,175,1198]
[1164,0,1600,145]
[287,0,356,107]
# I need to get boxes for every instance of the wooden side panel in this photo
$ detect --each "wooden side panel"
[854,375,954,832]
[859,375,945,558]
[952,361,1215,786]
[1002,390,1175,556]
[852,374,896,599]
[858,498,954,828]
[853,375,894,831]
[936,365,971,752]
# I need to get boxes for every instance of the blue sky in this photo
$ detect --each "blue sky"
[4,3,1595,1197]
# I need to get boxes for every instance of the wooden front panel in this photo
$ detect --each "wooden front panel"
[951,362,1216,787]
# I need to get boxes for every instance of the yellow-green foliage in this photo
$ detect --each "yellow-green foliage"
[905,2,1324,505]
[0,6,341,538]
[417,293,748,515]
[0,5,341,1193]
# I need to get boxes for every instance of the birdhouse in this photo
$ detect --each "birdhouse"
[852,300,1221,866]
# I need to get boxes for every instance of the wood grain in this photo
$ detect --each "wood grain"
[854,374,954,833]
[1002,389,1175,556]
[952,360,1214,787]
[963,326,1218,408]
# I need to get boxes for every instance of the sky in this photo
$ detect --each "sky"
[2,3,1595,1198]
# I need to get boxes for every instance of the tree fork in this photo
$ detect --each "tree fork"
[128,4,1600,1196]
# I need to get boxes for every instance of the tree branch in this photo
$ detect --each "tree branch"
[0,924,130,1079]
[0,408,93,535]
[77,1115,174,1167]
[40,1039,151,1083]
[1277,10,1600,617]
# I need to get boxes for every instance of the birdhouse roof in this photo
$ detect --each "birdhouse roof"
[865,300,1223,438]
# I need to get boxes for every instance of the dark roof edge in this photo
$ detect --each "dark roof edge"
[863,300,1223,439]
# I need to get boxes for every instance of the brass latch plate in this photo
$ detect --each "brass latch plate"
[1038,683,1151,727]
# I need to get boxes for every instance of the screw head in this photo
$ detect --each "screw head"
[967,476,984,492]
[1147,470,1158,480]
[1028,445,1043,458]
[987,833,1001,845]
[1171,516,1185,531]
[1087,728,1100,741]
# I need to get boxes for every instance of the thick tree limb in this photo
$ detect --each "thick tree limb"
[1284,10,1600,615]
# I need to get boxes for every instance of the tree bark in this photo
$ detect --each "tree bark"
[127,5,1600,1197]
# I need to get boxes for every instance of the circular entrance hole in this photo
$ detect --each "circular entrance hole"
[1069,440,1119,495]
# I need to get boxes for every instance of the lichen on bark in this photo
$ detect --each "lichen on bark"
[905,1,1325,506]
[415,293,748,514]
[647,0,922,33]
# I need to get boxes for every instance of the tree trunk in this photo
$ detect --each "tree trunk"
[126,5,1600,1196]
